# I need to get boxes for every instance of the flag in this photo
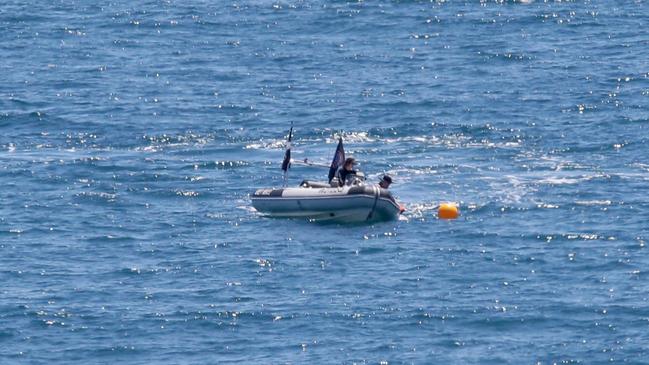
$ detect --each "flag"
[281,126,293,172]
[328,137,345,182]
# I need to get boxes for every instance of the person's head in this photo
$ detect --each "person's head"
[379,175,392,188]
[343,157,356,171]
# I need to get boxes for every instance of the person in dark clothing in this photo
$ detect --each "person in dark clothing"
[336,157,357,186]
[378,175,392,189]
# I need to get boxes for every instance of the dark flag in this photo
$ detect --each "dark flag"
[328,137,345,182]
[281,126,293,172]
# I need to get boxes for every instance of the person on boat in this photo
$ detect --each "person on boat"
[336,157,357,186]
[378,175,392,189]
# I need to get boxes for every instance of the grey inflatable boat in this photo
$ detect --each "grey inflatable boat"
[251,176,403,222]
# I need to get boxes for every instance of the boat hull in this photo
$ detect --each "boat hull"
[251,185,402,222]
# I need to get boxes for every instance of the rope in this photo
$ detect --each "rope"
[366,186,380,221]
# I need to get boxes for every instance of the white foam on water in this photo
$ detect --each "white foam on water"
[245,139,285,150]
[575,200,612,206]
[536,174,602,185]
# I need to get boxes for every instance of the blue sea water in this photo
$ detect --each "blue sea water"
[1,0,649,363]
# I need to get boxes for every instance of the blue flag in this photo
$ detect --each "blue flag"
[281,126,293,172]
[328,137,345,182]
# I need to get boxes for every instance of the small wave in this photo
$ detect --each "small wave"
[478,51,535,62]
[536,174,605,185]
[575,200,612,206]
[206,212,227,219]
[85,235,136,243]
[176,190,199,197]
[191,160,249,170]
[114,266,169,276]
[245,139,286,150]
[137,132,218,151]
[405,202,439,218]
[74,191,117,202]
[535,203,560,209]
[630,163,649,172]
[73,156,106,164]
[236,205,258,214]
[410,33,440,40]
[565,233,601,241]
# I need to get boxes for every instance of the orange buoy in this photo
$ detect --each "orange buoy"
[438,203,459,219]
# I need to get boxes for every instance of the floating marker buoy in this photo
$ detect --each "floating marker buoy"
[438,203,459,219]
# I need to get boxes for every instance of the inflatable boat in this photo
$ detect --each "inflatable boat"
[251,177,403,223]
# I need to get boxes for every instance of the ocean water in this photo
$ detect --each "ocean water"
[1,1,649,363]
